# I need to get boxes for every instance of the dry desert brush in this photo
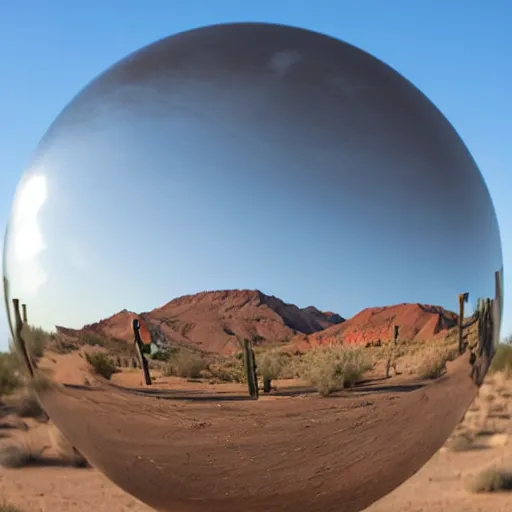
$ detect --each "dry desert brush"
[466,465,512,493]
[299,345,372,396]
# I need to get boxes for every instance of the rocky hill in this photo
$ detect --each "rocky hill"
[290,303,458,352]
[63,289,344,355]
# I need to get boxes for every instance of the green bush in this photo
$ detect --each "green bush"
[85,352,116,380]
[299,345,372,396]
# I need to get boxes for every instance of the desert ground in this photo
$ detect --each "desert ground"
[1,360,511,512]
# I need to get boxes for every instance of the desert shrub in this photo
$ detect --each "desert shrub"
[257,350,288,380]
[0,444,35,468]
[445,433,476,452]
[489,343,512,374]
[0,353,21,396]
[208,359,246,383]
[52,338,77,354]
[171,352,208,379]
[0,502,25,512]
[151,348,177,362]
[85,352,116,380]
[417,348,450,379]
[299,346,372,396]
[23,326,53,358]
[467,466,512,493]
[16,391,45,419]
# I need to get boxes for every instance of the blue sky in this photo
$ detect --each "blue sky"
[0,0,510,349]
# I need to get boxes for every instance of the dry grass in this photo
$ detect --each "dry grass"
[299,346,372,396]
[0,353,21,397]
[85,352,117,380]
[445,433,477,452]
[256,350,289,381]
[466,466,512,493]
[163,351,208,379]
[0,503,24,512]
[0,444,41,469]
[15,392,46,420]
[417,345,454,379]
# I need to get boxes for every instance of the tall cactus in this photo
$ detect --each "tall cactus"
[243,338,258,399]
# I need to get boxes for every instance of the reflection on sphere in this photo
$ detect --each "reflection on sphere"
[3,22,503,512]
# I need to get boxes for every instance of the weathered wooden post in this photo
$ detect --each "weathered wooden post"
[385,324,400,379]
[12,298,35,377]
[243,338,258,399]
[458,292,469,354]
[132,319,152,386]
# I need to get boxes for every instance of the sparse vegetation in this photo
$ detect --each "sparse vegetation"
[257,349,287,381]
[0,502,24,512]
[445,433,476,452]
[85,352,116,380]
[299,346,372,396]
[417,347,451,379]
[16,391,45,419]
[0,352,21,396]
[163,350,208,379]
[489,343,512,374]
[0,444,39,469]
[22,326,53,358]
[467,466,512,493]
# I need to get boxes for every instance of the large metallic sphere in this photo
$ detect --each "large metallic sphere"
[3,22,503,512]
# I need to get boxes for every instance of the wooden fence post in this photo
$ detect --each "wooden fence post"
[458,292,469,354]
[132,319,152,386]
[12,298,35,377]
[243,338,258,399]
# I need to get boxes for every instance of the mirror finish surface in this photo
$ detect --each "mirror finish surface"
[3,22,503,512]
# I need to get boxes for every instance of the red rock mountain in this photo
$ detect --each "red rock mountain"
[290,303,458,352]
[69,290,345,355]
[60,292,457,356]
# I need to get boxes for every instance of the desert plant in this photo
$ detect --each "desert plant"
[257,349,289,392]
[466,466,512,493]
[417,347,451,379]
[208,360,246,383]
[22,326,52,358]
[16,391,45,419]
[0,444,36,468]
[299,346,372,396]
[85,352,116,380]
[489,343,512,374]
[172,351,208,379]
[0,352,21,396]
[0,502,24,512]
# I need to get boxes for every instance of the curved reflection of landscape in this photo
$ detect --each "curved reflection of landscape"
[2,22,503,512]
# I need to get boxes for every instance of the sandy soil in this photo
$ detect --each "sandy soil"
[1,364,511,512]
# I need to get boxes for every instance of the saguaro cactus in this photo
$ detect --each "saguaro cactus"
[243,338,258,399]
[132,319,152,386]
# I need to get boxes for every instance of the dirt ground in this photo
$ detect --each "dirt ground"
[1,361,511,512]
